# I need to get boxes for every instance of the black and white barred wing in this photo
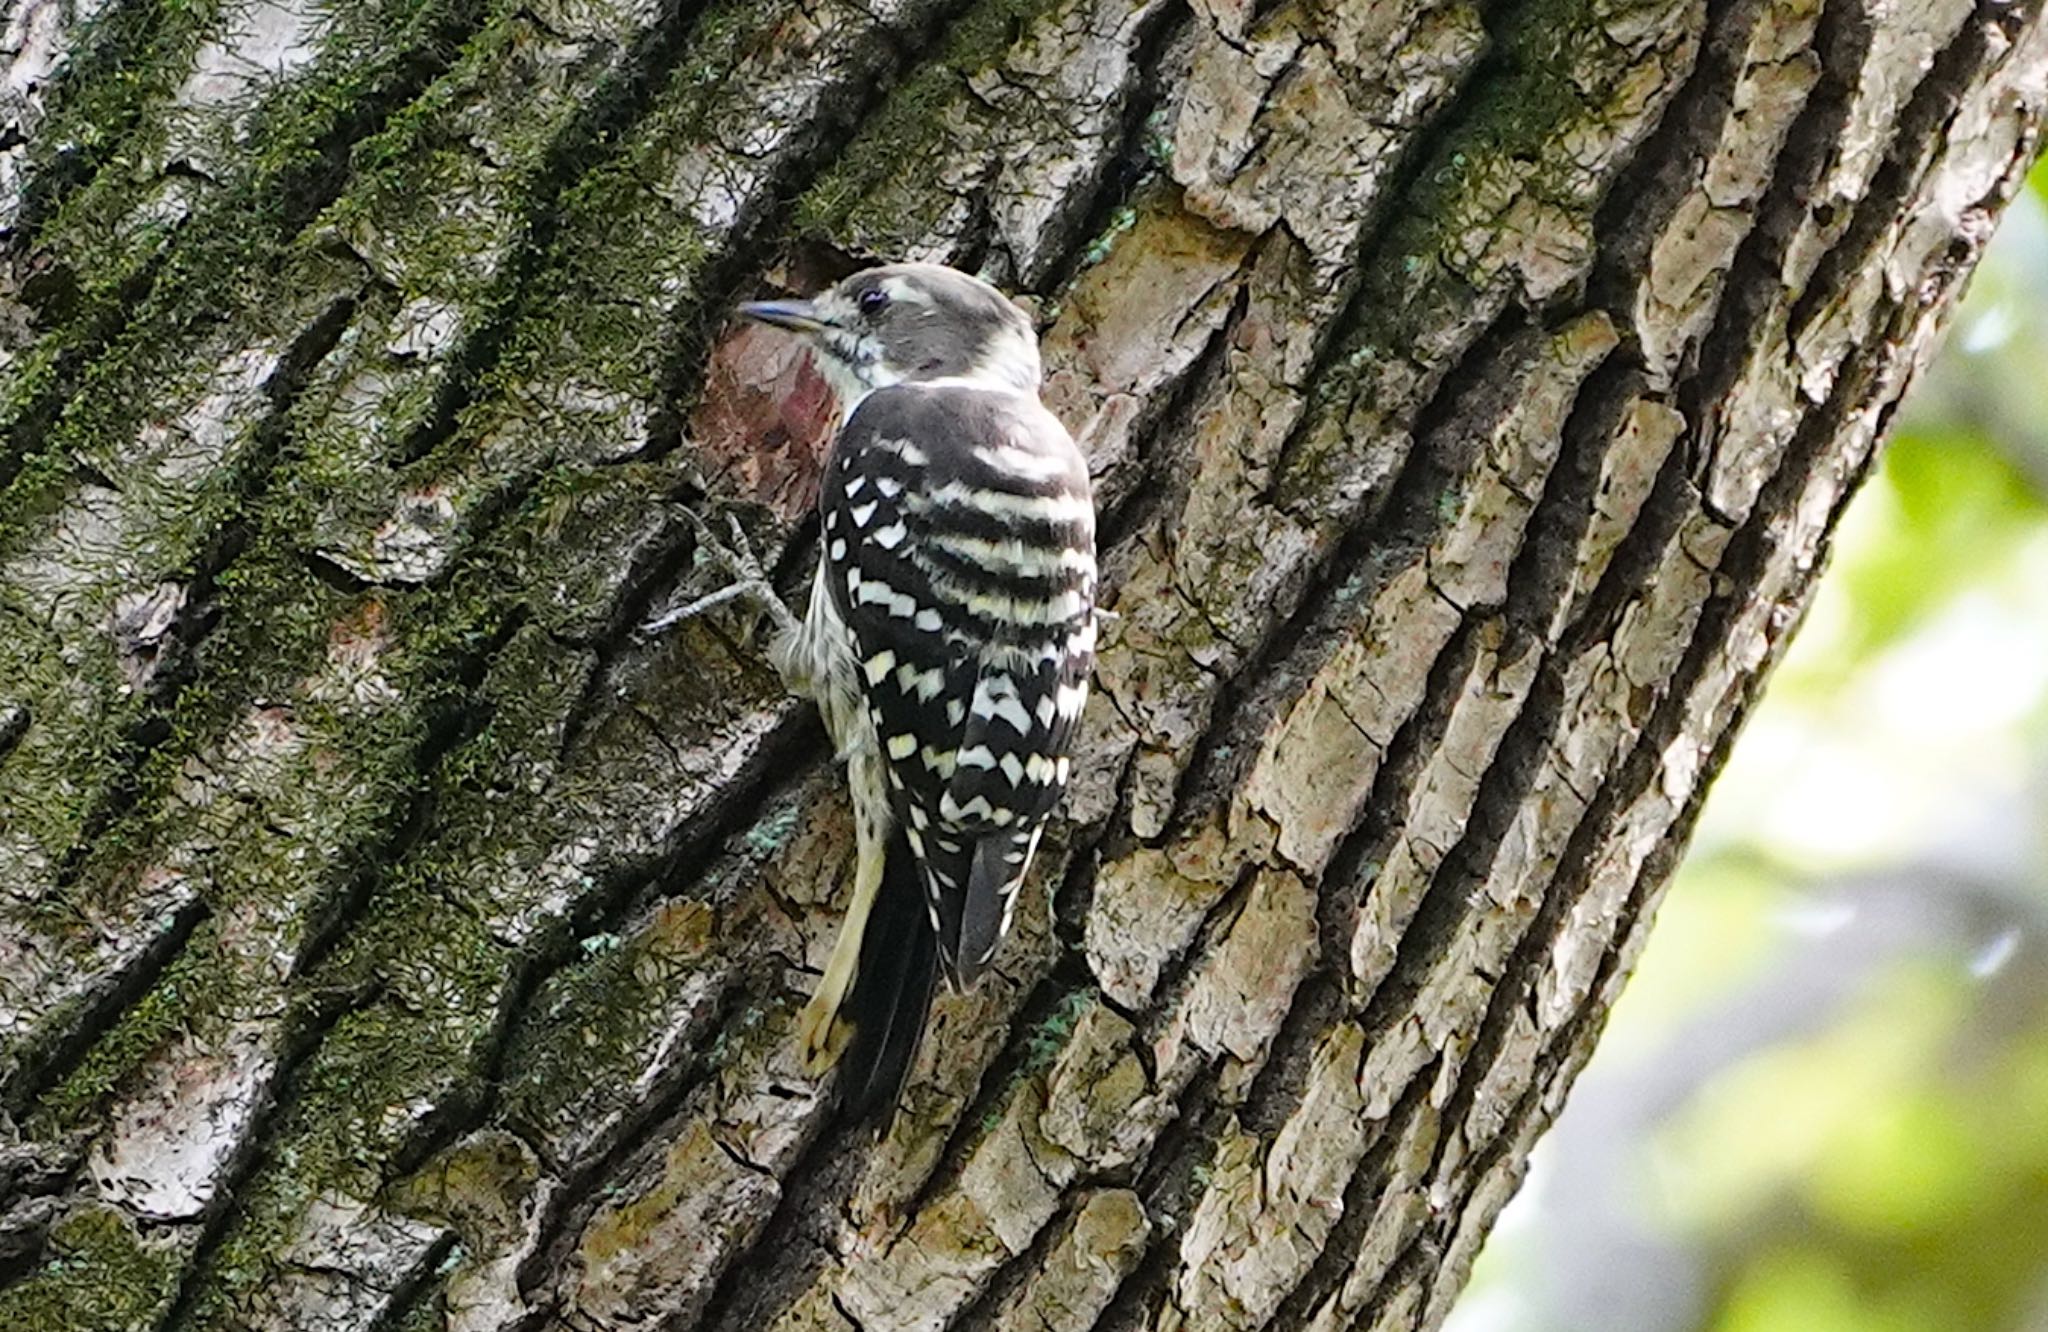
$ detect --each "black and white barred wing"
[821,384,1096,981]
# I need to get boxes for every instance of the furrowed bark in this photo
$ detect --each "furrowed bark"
[0,0,2040,1327]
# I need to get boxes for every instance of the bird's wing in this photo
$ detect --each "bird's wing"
[822,383,1095,978]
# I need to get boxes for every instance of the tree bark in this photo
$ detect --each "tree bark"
[0,0,2041,1327]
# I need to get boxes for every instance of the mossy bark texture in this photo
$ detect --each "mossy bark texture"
[1,0,2042,1326]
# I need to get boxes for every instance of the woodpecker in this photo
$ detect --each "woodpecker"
[653,263,1096,1117]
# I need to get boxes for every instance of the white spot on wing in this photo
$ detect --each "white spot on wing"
[940,793,996,822]
[896,662,945,701]
[989,693,1034,733]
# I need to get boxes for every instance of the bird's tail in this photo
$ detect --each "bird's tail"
[836,824,939,1124]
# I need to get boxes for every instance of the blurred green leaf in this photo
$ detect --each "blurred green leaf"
[1807,1089,1980,1238]
[1717,1251,1921,1332]
[1783,431,2045,694]
[1655,965,1966,1235]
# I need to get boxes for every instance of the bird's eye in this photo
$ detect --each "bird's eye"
[858,288,890,317]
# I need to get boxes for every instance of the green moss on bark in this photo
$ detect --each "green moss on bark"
[0,1204,184,1332]
[792,0,1068,249]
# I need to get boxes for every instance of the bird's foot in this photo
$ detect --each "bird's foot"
[796,988,852,1077]
[642,509,801,643]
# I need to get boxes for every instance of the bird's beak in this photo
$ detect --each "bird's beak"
[738,299,833,334]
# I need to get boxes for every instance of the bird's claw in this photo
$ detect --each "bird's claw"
[692,510,770,584]
[640,507,799,641]
[796,993,851,1077]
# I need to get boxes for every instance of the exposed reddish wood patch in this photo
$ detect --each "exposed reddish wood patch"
[690,322,837,523]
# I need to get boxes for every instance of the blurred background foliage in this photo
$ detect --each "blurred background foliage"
[1449,159,2048,1332]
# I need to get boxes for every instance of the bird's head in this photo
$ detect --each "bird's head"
[739,263,1041,416]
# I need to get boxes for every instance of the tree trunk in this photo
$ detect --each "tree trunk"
[0,0,2041,1326]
